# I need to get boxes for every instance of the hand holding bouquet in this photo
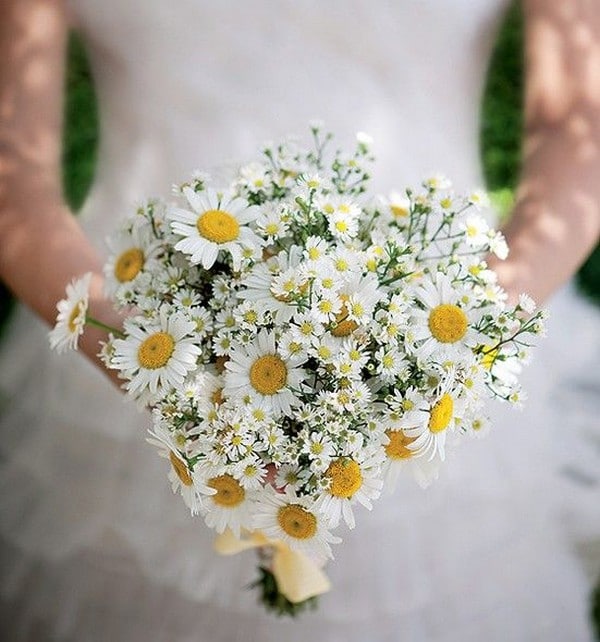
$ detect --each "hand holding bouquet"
[50,125,545,615]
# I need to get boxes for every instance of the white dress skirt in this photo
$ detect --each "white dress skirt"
[1,1,599,640]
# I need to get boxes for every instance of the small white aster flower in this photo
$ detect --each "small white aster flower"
[304,236,330,263]
[274,463,310,491]
[468,189,490,209]
[461,215,489,247]
[424,174,452,191]
[385,191,411,221]
[356,131,374,146]
[518,293,537,314]
[233,456,268,490]
[488,230,509,260]
[302,431,336,465]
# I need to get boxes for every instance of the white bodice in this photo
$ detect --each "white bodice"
[67,0,510,245]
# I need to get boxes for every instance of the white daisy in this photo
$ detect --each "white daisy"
[224,330,307,418]
[329,273,383,338]
[146,424,214,515]
[203,472,255,537]
[104,225,161,294]
[278,329,309,362]
[381,429,442,489]
[49,273,92,354]
[168,187,262,270]
[403,390,465,462]
[410,273,486,360]
[314,452,383,529]
[238,247,303,324]
[112,307,201,399]
[253,487,341,560]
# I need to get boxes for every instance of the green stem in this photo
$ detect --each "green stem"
[85,315,125,338]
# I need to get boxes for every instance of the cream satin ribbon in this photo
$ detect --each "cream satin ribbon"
[214,529,331,603]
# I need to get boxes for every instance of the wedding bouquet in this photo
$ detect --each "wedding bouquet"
[50,124,545,615]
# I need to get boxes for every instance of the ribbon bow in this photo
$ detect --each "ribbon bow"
[215,529,331,603]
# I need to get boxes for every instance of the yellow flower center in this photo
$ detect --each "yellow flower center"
[249,355,287,395]
[137,332,175,369]
[310,442,324,455]
[385,429,417,459]
[114,247,145,282]
[428,393,454,433]
[330,305,358,337]
[326,458,363,498]
[208,474,246,507]
[277,504,317,539]
[169,451,193,486]
[196,209,240,243]
[428,304,468,343]
[67,301,84,333]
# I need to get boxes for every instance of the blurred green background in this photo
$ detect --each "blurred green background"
[0,1,598,636]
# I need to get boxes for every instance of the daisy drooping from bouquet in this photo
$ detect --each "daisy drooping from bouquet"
[50,124,546,616]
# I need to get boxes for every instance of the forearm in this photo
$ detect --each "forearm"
[490,0,600,304]
[0,192,121,370]
[0,0,120,375]
[490,123,600,304]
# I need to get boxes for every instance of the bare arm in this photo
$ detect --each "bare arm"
[490,0,600,304]
[0,0,120,375]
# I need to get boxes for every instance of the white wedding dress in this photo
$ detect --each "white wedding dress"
[1,1,599,640]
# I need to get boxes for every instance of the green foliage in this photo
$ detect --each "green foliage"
[481,2,524,191]
[577,243,600,306]
[62,32,99,211]
[593,579,600,641]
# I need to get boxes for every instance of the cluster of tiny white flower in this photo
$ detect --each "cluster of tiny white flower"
[50,125,546,564]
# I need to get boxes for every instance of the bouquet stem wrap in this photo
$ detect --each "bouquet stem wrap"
[215,529,331,603]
